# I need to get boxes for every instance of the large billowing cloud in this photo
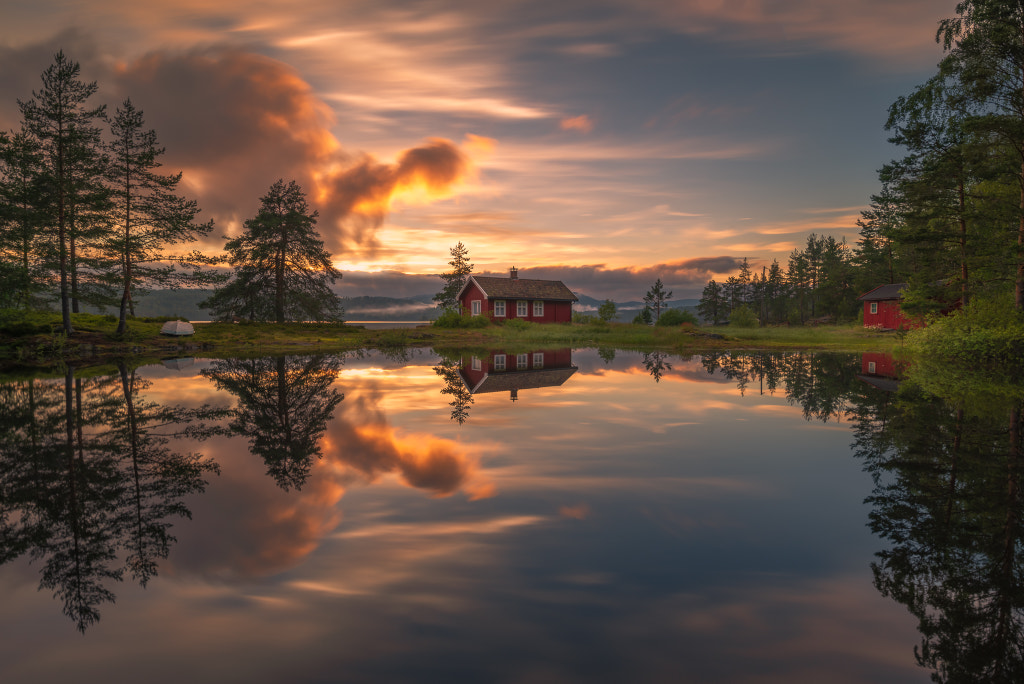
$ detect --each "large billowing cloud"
[0,39,477,259]
[107,48,475,256]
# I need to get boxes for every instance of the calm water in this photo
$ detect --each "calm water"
[1,349,1020,683]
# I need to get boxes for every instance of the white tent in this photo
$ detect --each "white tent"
[160,320,195,336]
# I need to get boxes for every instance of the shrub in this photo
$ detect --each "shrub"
[572,311,596,324]
[632,306,653,325]
[432,309,490,328]
[656,308,697,326]
[598,299,617,322]
[504,318,533,331]
[730,305,759,328]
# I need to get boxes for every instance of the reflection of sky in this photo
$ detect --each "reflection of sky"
[0,350,925,683]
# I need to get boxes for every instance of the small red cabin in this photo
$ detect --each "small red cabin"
[458,268,577,323]
[858,283,920,330]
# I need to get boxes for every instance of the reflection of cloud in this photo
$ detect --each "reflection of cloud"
[559,503,590,520]
[324,394,493,500]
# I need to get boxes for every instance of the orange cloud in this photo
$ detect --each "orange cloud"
[560,114,594,133]
[107,48,477,258]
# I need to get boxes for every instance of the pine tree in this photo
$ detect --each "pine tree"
[106,99,213,335]
[202,179,343,323]
[18,51,108,334]
[643,278,672,321]
[433,242,473,312]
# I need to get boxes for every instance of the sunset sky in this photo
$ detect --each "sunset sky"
[0,1,952,300]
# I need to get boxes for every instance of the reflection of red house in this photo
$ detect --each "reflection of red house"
[858,283,920,330]
[458,268,577,323]
[460,348,577,401]
[858,352,905,392]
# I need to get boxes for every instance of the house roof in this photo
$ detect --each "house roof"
[858,283,907,301]
[462,366,578,395]
[460,275,578,302]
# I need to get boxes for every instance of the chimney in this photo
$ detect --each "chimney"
[510,266,518,280]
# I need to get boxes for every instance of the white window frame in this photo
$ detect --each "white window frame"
[868,361,876,374]
[517,300,528,317]
[517,353,528,370]
[493,354,506,371]
[869,302,877,315]
[494,300,506,317]
[471,300,481,316]
[533,352,544,368]
[533,301,544,317]
[471,357,481,371]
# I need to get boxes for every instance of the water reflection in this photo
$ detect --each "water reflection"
[0,349,1020,683]
[202,355,344,491]
[0,365,219,631]
[852,365,1024,683]
[434,348,578,423]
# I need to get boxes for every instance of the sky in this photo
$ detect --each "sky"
[0,0,954,300]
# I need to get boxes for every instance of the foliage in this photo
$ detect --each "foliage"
[643,278,672,321]
[655,308,697,326]
[106,99,215,335]
[571,311,596,324]
[597,299,617,322]
[202,180,343,323]
[632,306,653,325]
[432,309,490,328]
[503,317,533,331]
[433,242,473,311]
[729,304,759,328]
[905,293,1024,366]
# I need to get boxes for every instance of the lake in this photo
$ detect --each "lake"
[1,348,1020,683]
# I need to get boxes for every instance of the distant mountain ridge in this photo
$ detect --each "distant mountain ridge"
[93,289,699,322]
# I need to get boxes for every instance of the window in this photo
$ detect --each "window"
[493,354,506,371]
[533,301,544,317]
[868,361,876,374]
[471,300,481,315]
[533,352,544,368]
[517,300,528,317]
[870,302,877,315]
[517,353,528,370]
[493,300,505,317]
[471,357,481,371]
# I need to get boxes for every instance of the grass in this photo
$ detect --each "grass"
[0,309,904,370]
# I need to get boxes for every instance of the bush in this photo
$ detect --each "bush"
[572,311,596,324]
[432,309,491,328]
[632,306,653,325]
[730,305,759,328]
[656,308,697,326]
[598,299,617,322]
[504,318,533,331]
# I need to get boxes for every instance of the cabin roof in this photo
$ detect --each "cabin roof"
[460,275,578,302]
[464,366,578,394]
[858,283,907,301]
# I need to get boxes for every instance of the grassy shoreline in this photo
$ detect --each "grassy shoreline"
[0,311,904,370]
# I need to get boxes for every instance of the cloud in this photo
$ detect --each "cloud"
[104,48,479,256]
[560,114,594,133]
[483,258,745,300]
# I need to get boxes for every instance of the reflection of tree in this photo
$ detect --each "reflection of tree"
[701,351,863,421]
[0,365,219,631]
[855,381,1024,683]
[434,357,473,424]
[642,351,672,383]
[203,355,344,490]
[598,347,616,365]
[115,362,221,585]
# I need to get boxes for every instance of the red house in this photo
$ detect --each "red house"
[458,268,577,323]
[858,283,920,330]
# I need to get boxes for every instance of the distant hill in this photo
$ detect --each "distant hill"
[84,289,697,323]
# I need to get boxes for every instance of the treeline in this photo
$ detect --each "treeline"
[697,234,866,326]
[0,52,342,334]
[700,0,1024,331]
